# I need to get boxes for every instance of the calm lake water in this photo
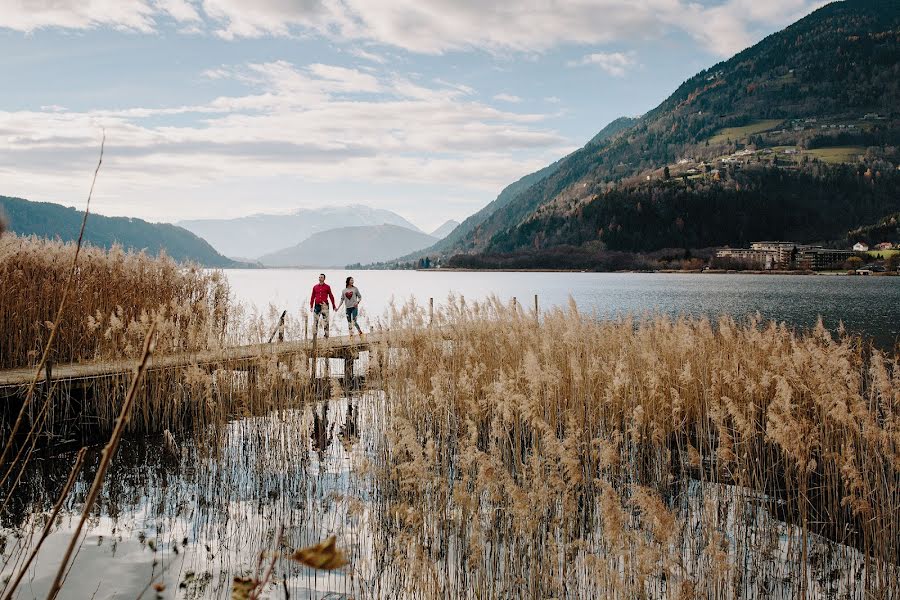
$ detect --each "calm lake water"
[224,269,900,347]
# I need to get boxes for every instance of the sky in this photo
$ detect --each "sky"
[0,0,826,231]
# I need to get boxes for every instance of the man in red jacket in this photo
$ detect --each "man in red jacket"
[310,273,336,338]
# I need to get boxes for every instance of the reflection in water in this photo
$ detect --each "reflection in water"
[0,394,373,599]
[311,402,333,458]
[0,387,892,599]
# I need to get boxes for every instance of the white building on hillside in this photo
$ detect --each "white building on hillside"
[853,242,869,252]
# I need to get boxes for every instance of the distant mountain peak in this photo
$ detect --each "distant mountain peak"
[178,204,422,258]
[430,220,460,239]
[258,223,438,268]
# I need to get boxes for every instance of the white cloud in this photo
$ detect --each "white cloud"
[0,0,158,32]
[348,47,387,64]
[569,51,636,77]
[493,93,522,103]
[0,0,826,57]
[0,61,569,219]
[155,0,201,22]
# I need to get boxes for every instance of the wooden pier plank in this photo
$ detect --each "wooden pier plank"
[0,332,381,390]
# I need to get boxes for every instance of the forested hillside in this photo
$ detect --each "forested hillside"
[0,196,237,267]
[491,164,900,254]
[442,0,900,267]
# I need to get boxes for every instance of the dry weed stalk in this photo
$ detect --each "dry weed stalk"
[364,298,899,598]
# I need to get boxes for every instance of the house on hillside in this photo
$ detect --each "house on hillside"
[875,242,895,250]
[853,242,870,252]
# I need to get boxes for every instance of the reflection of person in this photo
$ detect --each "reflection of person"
[309,273,336,339]
[312,402,332,458]
[337,276,363,338]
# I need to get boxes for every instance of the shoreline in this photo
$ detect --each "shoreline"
[409,268,898,276]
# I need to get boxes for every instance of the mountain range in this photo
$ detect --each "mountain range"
[178,205,423,259]
[400,0,900,269]
[258,224,438,267]
[0,195,237,267]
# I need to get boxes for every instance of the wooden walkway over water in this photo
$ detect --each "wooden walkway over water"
[0,332,383,393]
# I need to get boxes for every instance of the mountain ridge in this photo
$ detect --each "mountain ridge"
[0,195,237,267]
[430,220,459,239]
[258,224,438,267]
[179,205,422,259]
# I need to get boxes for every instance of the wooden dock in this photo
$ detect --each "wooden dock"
[0,332,384,393]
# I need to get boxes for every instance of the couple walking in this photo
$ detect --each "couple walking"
[309,273,363,339]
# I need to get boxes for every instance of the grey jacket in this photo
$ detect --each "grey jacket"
[337,286,362,309]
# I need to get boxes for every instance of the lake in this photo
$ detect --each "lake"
[224,269,900,347]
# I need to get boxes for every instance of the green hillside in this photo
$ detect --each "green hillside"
[445,0,900,266]
[0,196,238,267]
[383,115,639,265]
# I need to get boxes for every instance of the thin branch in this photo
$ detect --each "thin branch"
[0,133,105,480]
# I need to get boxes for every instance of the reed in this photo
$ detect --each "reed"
[364,298,900,598]
[0,233,232,370]
[0,234,315,441]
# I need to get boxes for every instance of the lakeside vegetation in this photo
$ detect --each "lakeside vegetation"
[0,233,233,370]
[0,230,898,597]
[366,301,900,597]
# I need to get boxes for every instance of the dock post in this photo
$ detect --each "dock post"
[429,297,434,326]
[512,297,517,315]
[534,294,539,321]
[267,310,287,344]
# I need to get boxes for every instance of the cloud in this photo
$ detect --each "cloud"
[155,0,201,22]
[348,47,387,64]
[0,60,569,218]
[0,0,826,57]
[493,93,522,103]
[569,51,636,77]
[0,0,159,32]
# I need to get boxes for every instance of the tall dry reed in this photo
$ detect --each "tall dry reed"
[364,297,899,598]
[0,233,231,370]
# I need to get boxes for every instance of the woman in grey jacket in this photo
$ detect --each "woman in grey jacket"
[337,276,363,337]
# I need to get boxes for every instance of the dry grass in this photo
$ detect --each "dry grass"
[0,234,316,439]
[708,119,782,144]
[364,298,900,598]
[0,233,232,370]
[805,146,866,164]
[2,236,898,598]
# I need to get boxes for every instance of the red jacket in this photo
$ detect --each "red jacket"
[310,283,336,309]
